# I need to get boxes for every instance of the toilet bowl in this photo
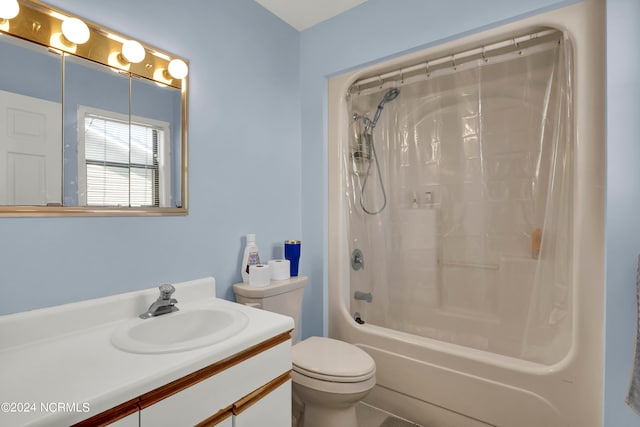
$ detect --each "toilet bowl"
[292,336,376,427]
[233,276,376,427]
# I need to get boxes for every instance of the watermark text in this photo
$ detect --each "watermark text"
[1,401,90,414]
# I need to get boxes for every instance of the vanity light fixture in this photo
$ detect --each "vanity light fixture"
[61,17,89,45]
[0,0,19,21]
[153,67,173,86]
[167,58,188,79]
[121,39,145,64]
[1,0,186,89]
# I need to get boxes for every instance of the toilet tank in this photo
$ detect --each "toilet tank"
[233,276,308,342]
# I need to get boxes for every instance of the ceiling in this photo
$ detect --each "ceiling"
[255,0,368,31]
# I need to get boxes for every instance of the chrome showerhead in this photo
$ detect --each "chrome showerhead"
[370,88,400,129]
[352,88,400,134]
[379,88,400,107]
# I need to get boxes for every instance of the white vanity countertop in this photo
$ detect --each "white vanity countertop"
[0,277,294,427]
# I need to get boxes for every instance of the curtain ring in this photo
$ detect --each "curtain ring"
[400,69,404,84]
[377,75,383,88]
[513,38,522,55]
[425,61,431,77]
[481,47,488,63]
[451,54,456,70]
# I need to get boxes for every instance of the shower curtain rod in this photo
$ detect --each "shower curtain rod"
[350,29,561,93]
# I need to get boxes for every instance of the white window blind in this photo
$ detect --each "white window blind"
[82,112,162,207]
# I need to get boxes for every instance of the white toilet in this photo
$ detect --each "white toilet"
[233,276,376,427]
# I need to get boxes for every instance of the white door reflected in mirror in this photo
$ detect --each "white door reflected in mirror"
[0,90,61,205]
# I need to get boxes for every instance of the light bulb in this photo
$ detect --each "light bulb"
[0,0,19,20]
[121,40,145,64]
[168,59,188,80]
[61,17,90,45]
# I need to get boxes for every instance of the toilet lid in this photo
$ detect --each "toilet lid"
[292,337,375,382]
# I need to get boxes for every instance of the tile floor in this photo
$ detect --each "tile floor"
[292,401,422,426]
[356,402,423,427]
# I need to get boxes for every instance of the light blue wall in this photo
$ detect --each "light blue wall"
[604,0,640,425]
[0,0,301,313]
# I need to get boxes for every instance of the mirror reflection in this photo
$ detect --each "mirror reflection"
[131,77,182,208]
[0,35,62,206]
[64,55,130,207]
[0,0,188,215]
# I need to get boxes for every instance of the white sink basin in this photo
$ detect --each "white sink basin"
[111,307,249,354]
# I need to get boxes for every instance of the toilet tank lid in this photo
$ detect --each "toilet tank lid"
[233,275,308,298]
[293,336,375,378]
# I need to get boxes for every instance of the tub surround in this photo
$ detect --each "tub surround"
[0,277,294,426]
[327,0,604,424]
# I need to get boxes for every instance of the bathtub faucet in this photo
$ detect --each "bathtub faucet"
[351,249,364,270]
[354,291,373,303]
[139,284,179,319]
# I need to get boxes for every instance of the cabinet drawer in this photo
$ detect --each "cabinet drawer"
[107,412,139,427]
[140,338,291,426]
[233,379,291,427]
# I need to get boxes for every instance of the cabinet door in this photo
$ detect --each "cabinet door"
[217,416,233,427]
[140,340,291,426]
[233,380,291,427]
[107,412,138,427]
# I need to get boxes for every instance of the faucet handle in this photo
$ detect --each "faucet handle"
[159,283,175,300]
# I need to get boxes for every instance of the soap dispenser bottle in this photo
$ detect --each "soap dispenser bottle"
[241,234,261,283]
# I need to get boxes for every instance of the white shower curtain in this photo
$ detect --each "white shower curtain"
[345,31,573,365]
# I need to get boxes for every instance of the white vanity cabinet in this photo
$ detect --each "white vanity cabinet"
[75,333,292,427]
[139,334,292,427]
[107,413,139,427]
[232,379,291,427]
[1,278,295,427]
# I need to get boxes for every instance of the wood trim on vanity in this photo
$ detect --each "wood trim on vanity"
[139,331,292,409]
[232,371,291,416]
[72,398,139,427]
[71,331,291,426]
[193,405,233,427]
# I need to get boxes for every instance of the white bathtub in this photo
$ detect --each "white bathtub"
[327,1,605,426]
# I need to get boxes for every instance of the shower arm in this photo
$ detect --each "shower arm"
[353,113,374,134]
[354,104,386,133]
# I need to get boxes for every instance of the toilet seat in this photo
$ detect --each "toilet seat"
[292,336,376,383]
[292,368,376,395]
[293,365,374,383]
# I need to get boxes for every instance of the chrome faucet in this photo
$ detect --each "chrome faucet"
[139,284,179,319]
[351,249,364,271]
[354,291,372,303]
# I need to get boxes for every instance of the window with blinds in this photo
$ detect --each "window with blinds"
[80,110,168,207]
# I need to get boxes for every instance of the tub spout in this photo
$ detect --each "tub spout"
[354,291,372,303]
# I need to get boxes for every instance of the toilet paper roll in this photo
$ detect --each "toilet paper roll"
[268,259,290,281]
[249,264,271,287]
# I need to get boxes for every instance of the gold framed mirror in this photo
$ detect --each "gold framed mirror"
[0,0,188,216]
